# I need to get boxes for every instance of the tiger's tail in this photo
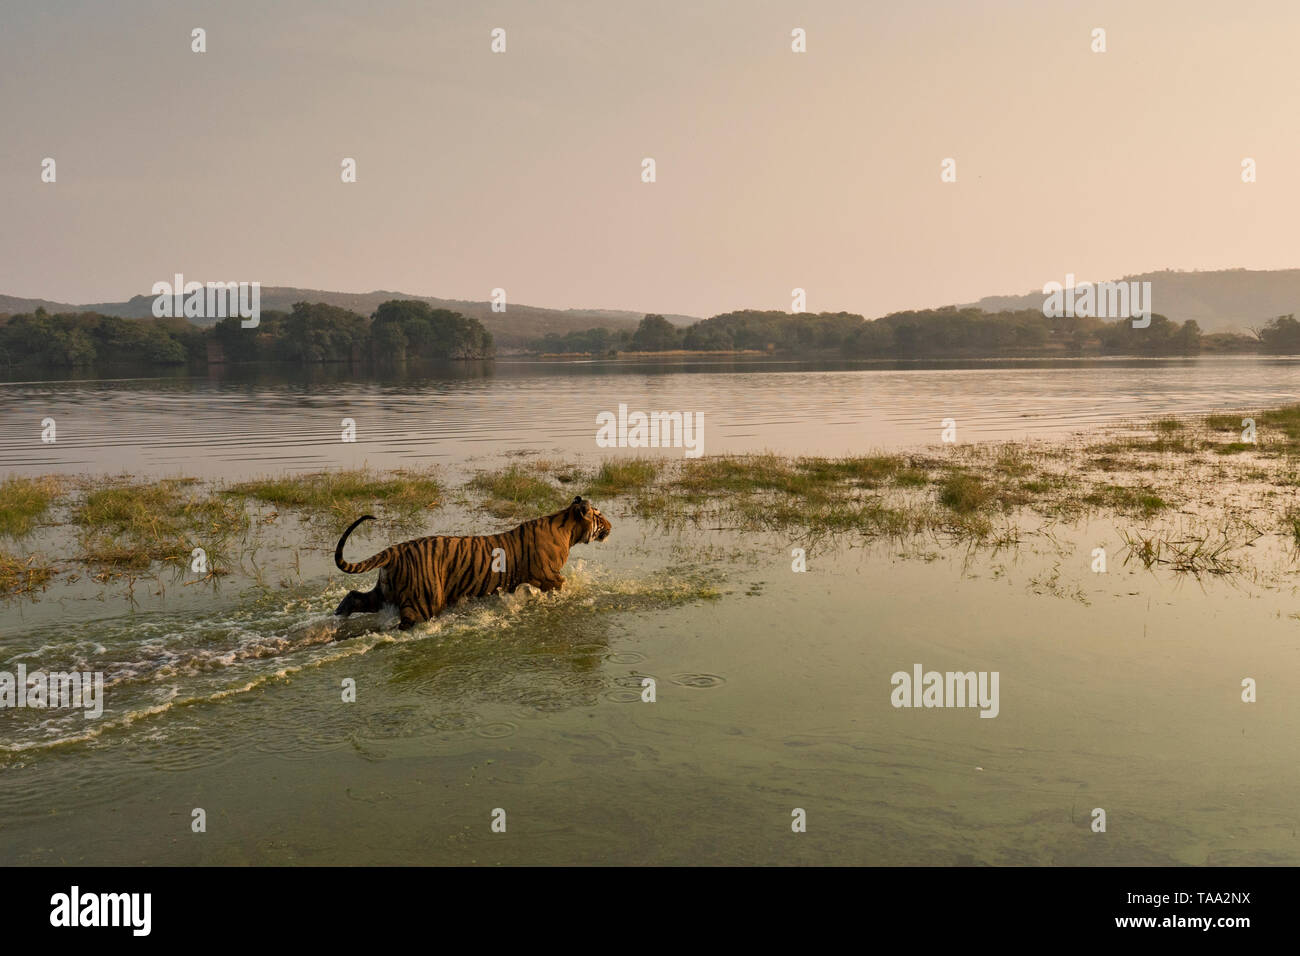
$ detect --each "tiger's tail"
[334,515,391,573]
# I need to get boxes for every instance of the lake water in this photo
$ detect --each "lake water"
[1,356,1298,865]
[4,356,1300,478]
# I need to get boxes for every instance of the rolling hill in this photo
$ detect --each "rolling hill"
[963,269,1300,334]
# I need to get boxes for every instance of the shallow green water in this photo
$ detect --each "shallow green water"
[3,508,1296,865]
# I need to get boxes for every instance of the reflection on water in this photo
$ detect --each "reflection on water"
[5,356,1300,478]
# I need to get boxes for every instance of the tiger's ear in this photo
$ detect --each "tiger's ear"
[572,496,583,505]
[572,496,591,515]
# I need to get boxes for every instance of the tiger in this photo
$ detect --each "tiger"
[333,495,612,630]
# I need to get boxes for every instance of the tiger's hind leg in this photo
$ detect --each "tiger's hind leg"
[397,603,424,631]
[396,591,447,630]
[335,583,385,617]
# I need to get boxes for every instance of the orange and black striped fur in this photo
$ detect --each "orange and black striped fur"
[334,496,612,630]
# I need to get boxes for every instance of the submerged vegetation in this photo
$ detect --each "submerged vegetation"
[7,402,1300,599]
[0,468,445,596]
[485,402,1300,578]
[0,551,56,595]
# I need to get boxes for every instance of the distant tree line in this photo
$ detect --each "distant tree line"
[844,309,1058,356]
[1094,314,1202,354]
[532,326,632,355]
[0,310,205,367]
[15,299,1299,367]
[531,307,1213,358]
[0,300,494,368]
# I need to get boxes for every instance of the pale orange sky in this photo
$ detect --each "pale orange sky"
[2,0,1297,316]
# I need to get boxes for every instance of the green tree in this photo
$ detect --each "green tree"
[370,300,493,359]
[629,314,681,351]
[1258,314,1300,352]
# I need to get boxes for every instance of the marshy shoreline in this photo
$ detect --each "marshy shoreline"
[4,402,1300,603]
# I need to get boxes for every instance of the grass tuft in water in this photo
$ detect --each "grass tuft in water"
[0,476,63,538]
[75,477,248,569]
[1083,484,1169,517]
[0,550,56,596]
[938,473,994,514]
[468,465,569,518]
[226,468,443,523]
[583,458,664,497]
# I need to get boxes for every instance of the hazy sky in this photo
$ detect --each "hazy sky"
[2,0,1297,317]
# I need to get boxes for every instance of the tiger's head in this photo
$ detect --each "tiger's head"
[566,495,612,544]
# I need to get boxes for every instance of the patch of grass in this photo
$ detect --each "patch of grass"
[1084,484,1168,517]
[741,497,926,538]
[1090,434,1202,455]
[0,551,56,596]
[1205,412,1245,431]
[936,509,994,541]
[993,447,1034,478]
[78,542,155,570]
[1019,478,1063,494]
[1204,405,1300,451]
[1258,404,1300,447]
[668,453,911,503]
[1140,435,1203,454]
[627,452,1003,544]
[1214,442,1256,455]
[76,480,184,531]
[795,455,906,488]
[226,468,443,521]
[0,476,62,538]
[1284,507,1300,547]
[468,465,568,518]
[527,459,585,485]
[893,467,930,487]
[1153,417,1184,433]
[671,454,802,498]
[938,473,993,514]
[584,458,663,497]
[75,478,248,569]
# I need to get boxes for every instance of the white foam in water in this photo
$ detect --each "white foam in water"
[0,563,656,757]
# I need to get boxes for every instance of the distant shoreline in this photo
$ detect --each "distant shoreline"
[6,351,1300,383]
[525,344,1260,360]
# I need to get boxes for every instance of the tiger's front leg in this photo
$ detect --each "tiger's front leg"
[525,575,565,592]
